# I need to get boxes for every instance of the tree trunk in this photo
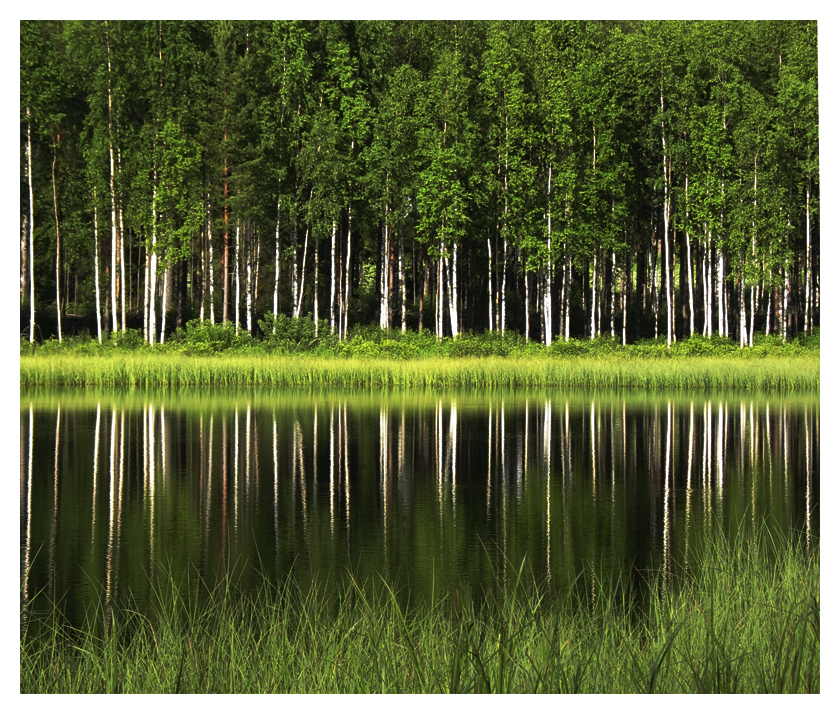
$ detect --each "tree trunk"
[207,196,215,324]
[501,235,507,334]
[330,219,337,332]
[27,108,35,343]
[234,222,241,333]
[106,22,120,335]
[344,204,352,339]
[159,255,168,343]
[805,176,811,333]
[148,164,158,345]
[399,223,406,333]
[717,248,725,337]
[52,138,62,343]
[380,202,389,330]
[296,223,309,319]
[314,233,319,336]
[446,244,458,337]
[685,174,694,336]
[245,223,253,334]
[590,255,597,340]
[660,91,672,347]
[544,162,552,346]
[487,227,494,332]
[273,193,281,323]
[94,189,102,343]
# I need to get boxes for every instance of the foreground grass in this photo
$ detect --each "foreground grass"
[19,352,819,391]
[21,527,819,693]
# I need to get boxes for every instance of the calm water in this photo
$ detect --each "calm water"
[20,387,818,625]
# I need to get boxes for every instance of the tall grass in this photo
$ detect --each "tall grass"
[21,523,819,693]
[20,352,819,391]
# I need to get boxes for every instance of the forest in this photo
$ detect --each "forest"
[20,20,819,348]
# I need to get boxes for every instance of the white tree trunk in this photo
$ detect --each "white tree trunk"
[106,22,119,335]
[399,223,406,333]
[344,205,352,339]
[486,232,494,332]
[234,222,240,334]
[330,220,337,331]
[292,212,299,318]
[544,162,552,346]
[501,236,507,334]
[380,206,389,330]
[564,256,571,341]
[27,108,35,343]
[246,223,252,334]
[446,245,458,338]
[94,189,102,343]
[314,235,319,336]
[782,266,789,342]
[805,178,811,332]
[148,168,158,345]
[685,174,694,336]
[435,242,443,340]
[590,256,597,340]
[273,194,281,323]
[525,270,530,341]
[208,198,215,324]
[159,257,168,343]
[118,157,126,332]
[295,224,309,319]
[52,143,62,343]
[660,91,672,347]
[717,249,725,336]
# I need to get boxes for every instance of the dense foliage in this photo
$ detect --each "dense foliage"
[21,21,818,348]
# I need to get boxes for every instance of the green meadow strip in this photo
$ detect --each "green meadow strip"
[20,523,818,693]
[20,353,819,391]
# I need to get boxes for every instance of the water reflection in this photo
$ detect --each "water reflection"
[20,389,818,625]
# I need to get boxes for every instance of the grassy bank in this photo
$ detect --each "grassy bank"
[20,351,819,391]
[21,526,819,693]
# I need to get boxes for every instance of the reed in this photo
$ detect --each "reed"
[21,523,818,693]
[20,352,819,392]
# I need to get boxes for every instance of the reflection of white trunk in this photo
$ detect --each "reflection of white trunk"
[450,402,457,508]
[108,408,117,604]
[272,414,278,551]
[92,404,101,540]
[24,405,34,601]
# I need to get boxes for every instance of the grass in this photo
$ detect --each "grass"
[21,523,819,693]
[19,352,819,391]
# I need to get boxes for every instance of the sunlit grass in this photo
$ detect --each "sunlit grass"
[20,352,819,391]
[21,523,819,693]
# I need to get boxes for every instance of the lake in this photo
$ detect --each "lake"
[20,387,818,627]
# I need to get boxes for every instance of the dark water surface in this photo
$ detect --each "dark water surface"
[20,387,818,625]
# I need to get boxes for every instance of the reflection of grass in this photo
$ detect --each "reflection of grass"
[21,525,819,693]
[20,352,819,391]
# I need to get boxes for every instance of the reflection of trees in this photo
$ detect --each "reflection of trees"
[22,391,818,626]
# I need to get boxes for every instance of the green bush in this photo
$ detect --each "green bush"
[258,312,335,354]
[169,319,255,355]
